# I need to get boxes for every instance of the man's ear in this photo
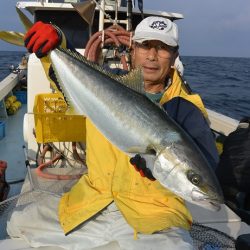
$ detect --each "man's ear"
[171,51,179,67]
[131,44,136,57]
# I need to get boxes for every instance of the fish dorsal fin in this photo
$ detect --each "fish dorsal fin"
[57,48,145,94]
[57,48,121,81]
[117,68,145,94]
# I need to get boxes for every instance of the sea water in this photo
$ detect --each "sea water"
[0,51,249,120]
[182,56,250,120]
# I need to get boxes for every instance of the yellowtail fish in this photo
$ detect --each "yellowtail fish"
[49,47,223,211]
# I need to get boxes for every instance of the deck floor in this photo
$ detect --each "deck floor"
[0,105,249,248]
[0,105,27,198]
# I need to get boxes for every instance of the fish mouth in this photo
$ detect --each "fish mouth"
[208,201,222,211]
[191,188,223,211]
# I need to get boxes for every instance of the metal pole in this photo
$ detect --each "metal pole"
[99,0,105,31]
[127,0,132,31]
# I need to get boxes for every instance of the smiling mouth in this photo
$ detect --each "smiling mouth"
[143,66,158,72]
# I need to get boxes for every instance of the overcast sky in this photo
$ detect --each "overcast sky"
[0,0,249,58]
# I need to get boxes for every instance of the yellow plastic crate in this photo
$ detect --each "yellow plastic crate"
[34,93,86,143]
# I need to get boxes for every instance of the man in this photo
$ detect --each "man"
[130,17,218,172]
[7,17,218,250]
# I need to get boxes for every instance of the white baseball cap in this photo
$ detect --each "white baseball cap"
[132,16,179,47]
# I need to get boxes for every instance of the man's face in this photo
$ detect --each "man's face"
[132,40,178,86]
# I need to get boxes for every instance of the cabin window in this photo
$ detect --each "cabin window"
[35,10,99,48]
[35,9,173,48]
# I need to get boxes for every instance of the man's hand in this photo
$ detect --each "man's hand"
[24,21,61,58]
[130,154,156,181]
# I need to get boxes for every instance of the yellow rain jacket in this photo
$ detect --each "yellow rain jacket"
[160,69,208,118]
[58,68,208,235]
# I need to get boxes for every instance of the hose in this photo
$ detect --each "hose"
[84,24,133,70]
[36,143,84,180]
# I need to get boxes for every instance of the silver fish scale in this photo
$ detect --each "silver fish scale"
[51,49,176,152]
[50,48,224,209]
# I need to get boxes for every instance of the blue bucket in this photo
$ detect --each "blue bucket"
[14,91,27,104]
[0,121,5,140]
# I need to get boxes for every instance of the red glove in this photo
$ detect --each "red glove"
[130,154,156,181]
[24,21,61,58]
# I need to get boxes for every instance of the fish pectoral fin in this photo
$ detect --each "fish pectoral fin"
[127,144,156,155]
[117,67,145,94]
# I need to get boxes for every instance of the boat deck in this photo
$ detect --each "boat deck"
[0,102,249,249]
[0,104,27,197]
[0,104,27,241]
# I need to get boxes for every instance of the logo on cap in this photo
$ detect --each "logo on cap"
[149,21,167,31]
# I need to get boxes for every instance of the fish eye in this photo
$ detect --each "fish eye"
[187,170,202,186]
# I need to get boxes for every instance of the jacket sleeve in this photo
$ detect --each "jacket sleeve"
[162,97,219,170]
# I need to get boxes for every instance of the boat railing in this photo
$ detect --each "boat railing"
[0,62,27,120]
[33,0,126,6]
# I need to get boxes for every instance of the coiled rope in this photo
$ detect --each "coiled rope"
[84,24,133,70]
[36,143,85,180]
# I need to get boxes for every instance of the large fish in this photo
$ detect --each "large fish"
[49,48,223,210]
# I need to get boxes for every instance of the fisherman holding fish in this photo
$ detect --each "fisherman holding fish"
[7,17,221,250]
